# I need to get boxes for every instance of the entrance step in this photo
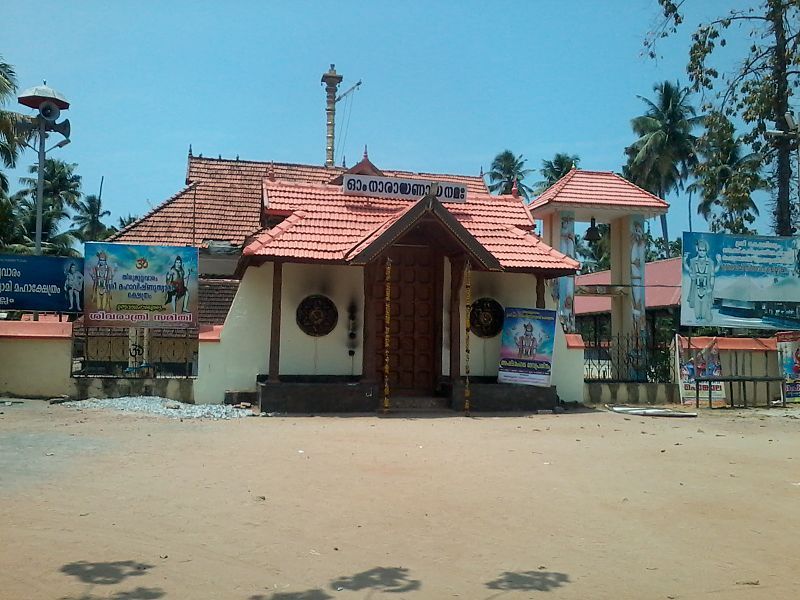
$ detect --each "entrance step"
[387,396,450,410]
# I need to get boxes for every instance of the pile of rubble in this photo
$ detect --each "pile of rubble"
[61,396,252,420]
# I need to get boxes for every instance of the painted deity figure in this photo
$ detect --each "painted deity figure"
[64,262,84,311]
[684,239,721,323]
[517,322,545,358]
[90,252,115,311]
[164,255,190,313]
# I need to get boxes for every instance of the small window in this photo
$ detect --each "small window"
[296,295,338,337]
[470,297,504,338]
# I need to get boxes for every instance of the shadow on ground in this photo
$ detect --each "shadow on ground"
[485,570,570,597]
[249,591,332,600]
[331,566,422,593]
[59,560,164,600]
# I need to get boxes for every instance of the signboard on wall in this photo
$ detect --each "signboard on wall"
[776,331,800,402]
[0,254,85,313]
[497,307,557,387]
[342,174,468,202]
[681,232,800,329]
[675,335,726,407]
[83,242,198,328]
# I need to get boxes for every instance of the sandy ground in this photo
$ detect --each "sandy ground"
[1,400,799,600]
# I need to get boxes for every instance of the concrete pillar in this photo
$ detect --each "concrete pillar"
[557,211,576,332]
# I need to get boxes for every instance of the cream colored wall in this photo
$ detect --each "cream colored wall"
[280,263,363,376]
[441,257,451,375]
[0,337,72,397]
[194,263,273,404]
[450,268,584,402]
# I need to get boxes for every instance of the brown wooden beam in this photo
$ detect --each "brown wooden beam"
[536,275,546,309]
[268,261,282,382]
[449,255,467,386]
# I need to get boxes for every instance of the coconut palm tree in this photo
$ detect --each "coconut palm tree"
[486,150,534,201]
[14,194,78,255]
[117,214,137,229]
[0,189,24,249]
[0,55,20,194]
[535,153,580,195]
[72,194,112,241]
[625,81,702,253]
[693,113,766,234]
[19,158,82,211]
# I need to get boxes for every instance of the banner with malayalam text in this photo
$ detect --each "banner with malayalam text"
[776,331,800,402]
[0,254,85,313]
[681,232,800,330]
[675,335,726,407]
[83,243,198,328]
[498,307,557,387]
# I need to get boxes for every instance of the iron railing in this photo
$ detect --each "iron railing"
[583,333,674,383]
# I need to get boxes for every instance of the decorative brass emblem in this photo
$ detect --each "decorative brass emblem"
[296,295,338,336]
[469,297,504,338]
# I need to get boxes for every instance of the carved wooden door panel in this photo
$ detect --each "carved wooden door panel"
[373,246,436,395]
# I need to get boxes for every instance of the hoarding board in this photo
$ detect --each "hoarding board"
[675,335,726,407]
[776,331,800,402]
[83,243,198,328]
[0,254,85,313]
[681,232,800,329]
[497,307,557,387]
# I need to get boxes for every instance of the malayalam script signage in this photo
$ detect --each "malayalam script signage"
[681,232,800,330]
[675,336,726,407]
[776,331,800,402]
[497,307,557,387]
[0,254,85,313]
[83,242,198,328]
[342,174,468,202]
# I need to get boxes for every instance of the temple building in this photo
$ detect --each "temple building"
[111,150,585,410]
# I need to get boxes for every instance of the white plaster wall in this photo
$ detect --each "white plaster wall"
[0,337,72,397]
[452,269,583,402]
[280,263,363,376]
[194,263,273,403]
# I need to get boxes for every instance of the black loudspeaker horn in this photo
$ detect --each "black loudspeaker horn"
[38,100,61,122]
[49,118,70,139]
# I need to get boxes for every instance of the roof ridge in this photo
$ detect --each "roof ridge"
[189,154,344,172]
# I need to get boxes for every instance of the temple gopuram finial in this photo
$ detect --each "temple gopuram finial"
[267,161,276,181]
[363,145,368,160]
[511,177,519,198]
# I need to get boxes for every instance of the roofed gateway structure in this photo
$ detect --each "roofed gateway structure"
[112,151,583,411]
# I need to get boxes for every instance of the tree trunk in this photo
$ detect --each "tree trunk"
[769,0,793,236]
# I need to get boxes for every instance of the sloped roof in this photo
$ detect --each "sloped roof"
[574,257,681,315]
[243,180,578,274]
[198,279,239,325]
[528,169,669,215]
[112,155,489,246]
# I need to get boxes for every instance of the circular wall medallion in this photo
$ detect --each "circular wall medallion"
[296,295,338,337]
[470,297,504,338]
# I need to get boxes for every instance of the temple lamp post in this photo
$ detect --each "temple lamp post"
[17,83,71,255]
[766,111,799,234]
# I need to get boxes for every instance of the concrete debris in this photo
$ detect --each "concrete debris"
[61,396,251,420]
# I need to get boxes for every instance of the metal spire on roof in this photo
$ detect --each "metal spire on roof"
[511,177,519,198]
[188,144,193,157]
[363,145,368,160]
[267,161,275,181]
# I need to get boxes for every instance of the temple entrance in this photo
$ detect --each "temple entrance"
[372,244,440,396]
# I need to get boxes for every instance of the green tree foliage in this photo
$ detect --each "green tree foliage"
[19,158,82,211]
[72,194,112,241]
[646,0,800,235]
[487,150,534,201]
[575,224,611,273]
[0,55,19,194]
[625,80,702,253]
[693,112,768,233]
[534,153,580,194]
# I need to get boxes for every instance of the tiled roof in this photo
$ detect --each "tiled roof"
[113,155,489,246]
[574,257,681,315]
[198,279,239,325]
[528,169,669,213]
[244,180,578,273]
[677,335,777,351]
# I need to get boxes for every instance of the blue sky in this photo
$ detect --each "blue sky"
[4,0,776,239]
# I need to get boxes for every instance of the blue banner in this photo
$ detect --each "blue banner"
[681,232,800,330]
[497,307,558,387]
[0,254,85,313]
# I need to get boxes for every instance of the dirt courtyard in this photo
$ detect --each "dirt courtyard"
[1,400,799,600]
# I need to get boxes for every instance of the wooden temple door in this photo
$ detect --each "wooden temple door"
[372,245,439,396]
